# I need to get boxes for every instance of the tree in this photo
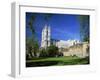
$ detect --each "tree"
[32,40,39,57]
[78,15,90,42]
[44,13,53,25]
[39,45,59,57]
[26,37,39,59]
[28,14,36,39]
[26,14,39,58]
[47,45,59,57]
[39,48,48,57]
[26,38,34,59]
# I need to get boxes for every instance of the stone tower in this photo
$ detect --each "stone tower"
[41,24,51,48]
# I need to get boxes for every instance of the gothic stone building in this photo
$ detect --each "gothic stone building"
[41,25,89,57]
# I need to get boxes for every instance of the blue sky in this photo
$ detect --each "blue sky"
[26,12,82,45]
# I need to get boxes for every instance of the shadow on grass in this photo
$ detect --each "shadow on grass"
[26,61,59,67]
[26,57,89,67]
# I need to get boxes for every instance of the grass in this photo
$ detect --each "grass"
[26,56,89,67]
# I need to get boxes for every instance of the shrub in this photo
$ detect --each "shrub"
[57,52,63,57]
[39,45,63,57]
[47,45,59,57]
[39,48,48,57]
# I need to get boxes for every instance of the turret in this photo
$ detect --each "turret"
[41,24,51,48]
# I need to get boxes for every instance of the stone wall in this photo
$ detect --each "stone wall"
[61,42,89,58]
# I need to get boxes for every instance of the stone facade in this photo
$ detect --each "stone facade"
[56,40,81,48]
[62,42,89,57]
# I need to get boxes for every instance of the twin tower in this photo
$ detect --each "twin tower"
[41,25,51,48]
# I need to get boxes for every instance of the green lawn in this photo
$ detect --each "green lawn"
[26,56,89,67]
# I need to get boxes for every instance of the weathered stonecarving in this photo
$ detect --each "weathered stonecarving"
[41,25,89,58]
